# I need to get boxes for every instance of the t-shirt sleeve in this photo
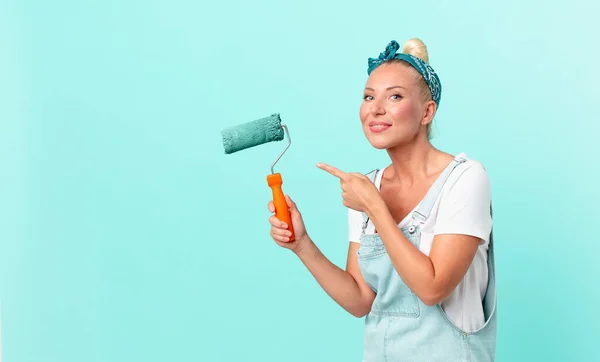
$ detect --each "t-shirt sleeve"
[433,162,493,245]
[348,208,363,242]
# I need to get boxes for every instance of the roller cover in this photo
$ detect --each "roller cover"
[221,113,284,154]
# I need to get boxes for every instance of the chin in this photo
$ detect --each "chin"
[364,126,418,150]
[370,142,390,150]
[365,135,395,150]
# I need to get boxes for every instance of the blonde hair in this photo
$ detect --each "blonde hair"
[386,38,435,139]
[403,38,429,63]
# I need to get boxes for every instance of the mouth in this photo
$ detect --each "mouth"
[368,121,392,133]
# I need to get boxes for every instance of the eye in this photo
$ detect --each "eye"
[390,94,402,100]
[363,94,374,101]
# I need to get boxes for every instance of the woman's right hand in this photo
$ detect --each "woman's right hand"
[268,194,309,253]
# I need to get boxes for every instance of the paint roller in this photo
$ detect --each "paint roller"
[220,113,295,241]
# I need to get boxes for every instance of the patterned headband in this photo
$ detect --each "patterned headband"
[367,40,442,107]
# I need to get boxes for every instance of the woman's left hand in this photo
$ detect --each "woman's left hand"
[317,162,382,213]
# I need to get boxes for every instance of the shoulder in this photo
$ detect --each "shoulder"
[433,153,493,244]
[436,153,492,213]
[444,153,491,193]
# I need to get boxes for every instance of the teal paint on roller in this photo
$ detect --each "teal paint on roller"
[221,113,284,154]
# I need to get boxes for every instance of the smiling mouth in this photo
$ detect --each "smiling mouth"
[368,122,392,133]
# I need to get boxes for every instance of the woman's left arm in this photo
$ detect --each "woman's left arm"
[317,161,492,306]
[366,201,480,306]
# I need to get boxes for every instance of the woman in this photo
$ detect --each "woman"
[267,38,496,361]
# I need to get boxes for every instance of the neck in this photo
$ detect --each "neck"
[385,134,439,186]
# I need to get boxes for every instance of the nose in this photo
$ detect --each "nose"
[369,98,385,117]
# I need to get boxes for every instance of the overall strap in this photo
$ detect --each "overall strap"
[411,155,467,224]
[482,203,496,319]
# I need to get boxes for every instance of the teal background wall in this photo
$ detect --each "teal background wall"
[1,0,599,361]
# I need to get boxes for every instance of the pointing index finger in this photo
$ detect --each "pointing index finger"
[317,163,347,179]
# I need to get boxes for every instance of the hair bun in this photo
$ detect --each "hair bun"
[403,38,429,64]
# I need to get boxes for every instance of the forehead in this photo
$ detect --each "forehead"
[365,62,418,90]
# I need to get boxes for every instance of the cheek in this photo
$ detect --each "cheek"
[389,101,419,121]
[359,103,370,123]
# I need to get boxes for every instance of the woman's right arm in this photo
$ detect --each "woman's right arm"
[295,239,375,318]
[268,195,375,318]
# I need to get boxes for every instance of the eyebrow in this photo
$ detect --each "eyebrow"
[364,85,406,91]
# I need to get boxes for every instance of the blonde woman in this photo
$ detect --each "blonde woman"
[268,39,496,361]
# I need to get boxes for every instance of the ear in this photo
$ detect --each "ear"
[421,100,437,126]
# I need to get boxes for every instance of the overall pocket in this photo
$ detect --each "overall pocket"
[357,226,421,318]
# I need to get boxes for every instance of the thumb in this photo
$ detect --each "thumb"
[285,194,297,211]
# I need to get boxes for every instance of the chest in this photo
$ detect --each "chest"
[379,181,433,225]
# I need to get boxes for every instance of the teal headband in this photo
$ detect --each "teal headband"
[367,40,441,107]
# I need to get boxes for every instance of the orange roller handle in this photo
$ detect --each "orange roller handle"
[267,172,295,241]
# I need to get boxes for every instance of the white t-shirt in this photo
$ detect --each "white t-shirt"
[348,152,492,333]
